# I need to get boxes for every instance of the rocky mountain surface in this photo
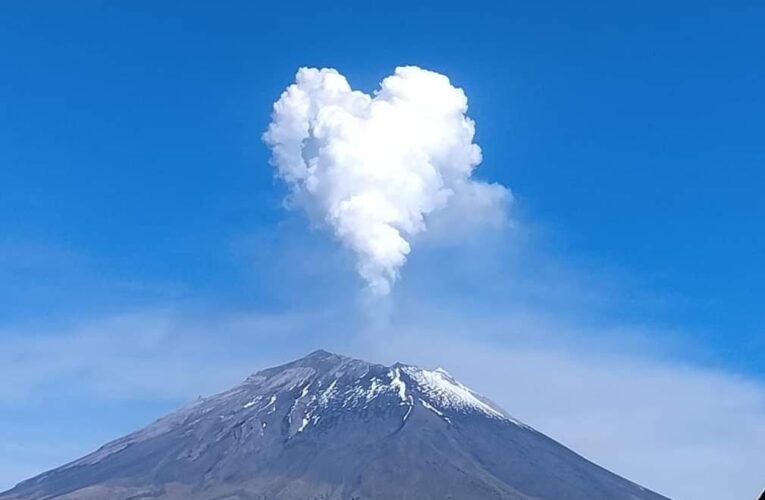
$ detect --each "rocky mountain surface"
[1,350,670,500]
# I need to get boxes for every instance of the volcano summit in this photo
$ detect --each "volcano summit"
[1,350,669,500]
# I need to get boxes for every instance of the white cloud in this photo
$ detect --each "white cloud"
[0,311,312,402]
[263,66,510,295]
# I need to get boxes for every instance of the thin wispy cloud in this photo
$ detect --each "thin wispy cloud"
[1,300,764,499]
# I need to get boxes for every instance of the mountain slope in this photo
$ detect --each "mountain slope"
[1,350,670,500]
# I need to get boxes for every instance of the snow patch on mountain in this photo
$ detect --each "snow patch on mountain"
[402,366,508,420]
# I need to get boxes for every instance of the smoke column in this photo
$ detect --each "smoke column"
[264,66,509,295]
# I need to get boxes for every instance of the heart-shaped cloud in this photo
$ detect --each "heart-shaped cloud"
[264,66,510,295]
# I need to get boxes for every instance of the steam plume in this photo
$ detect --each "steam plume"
[264,66,509,294]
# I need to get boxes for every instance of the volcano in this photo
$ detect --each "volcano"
[1,350,669,500]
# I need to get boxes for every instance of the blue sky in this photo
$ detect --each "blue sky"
[1,1,764,498]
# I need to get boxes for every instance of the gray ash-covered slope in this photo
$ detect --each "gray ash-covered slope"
[2,350,669,500]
